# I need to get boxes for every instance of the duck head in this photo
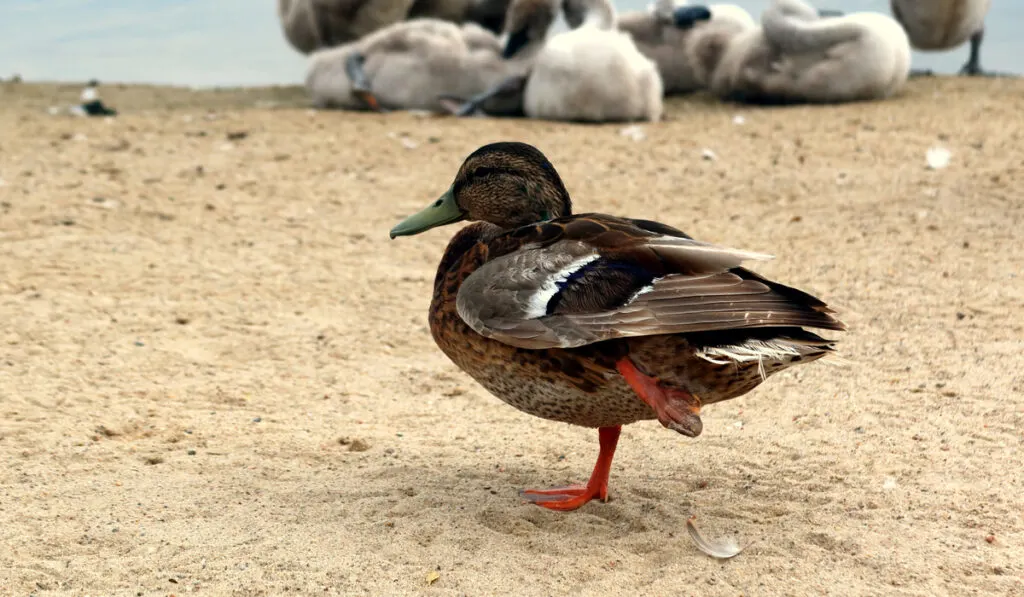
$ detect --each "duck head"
[390,142,572,238]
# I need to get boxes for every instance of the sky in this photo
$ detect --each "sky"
[0,0,1017,88]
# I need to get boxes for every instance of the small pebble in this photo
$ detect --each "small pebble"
[347,439,370,452]
[619,125,646,142]
[926,146,951,170]
[252,417,262,423]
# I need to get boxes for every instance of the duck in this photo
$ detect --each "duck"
[449,0,664,121]
[696,0,911,105]
[889,0,992,76]
[389,141,846,511]
[278,0,511,55]
[616,1,755,95]
[305,2,551,113]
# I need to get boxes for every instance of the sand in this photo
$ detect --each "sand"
[0,78,1021,596]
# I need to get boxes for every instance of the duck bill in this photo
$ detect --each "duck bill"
[389,186,466,239]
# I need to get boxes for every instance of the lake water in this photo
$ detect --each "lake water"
[0,0,1018,88]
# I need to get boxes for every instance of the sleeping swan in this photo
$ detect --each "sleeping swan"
[304,3,551,112]
[697,0,911,104]
[889,0,992,76]
[452,0,663,121]
[615,1,756,95]
[523,0,663,121]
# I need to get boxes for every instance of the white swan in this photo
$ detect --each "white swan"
[305,4,550,113]
[889,0,992,75]
[698,0,911,104]
[617,1,756,95]
[522,0,664,121]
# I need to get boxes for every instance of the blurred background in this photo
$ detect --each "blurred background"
[0,0,1018,88]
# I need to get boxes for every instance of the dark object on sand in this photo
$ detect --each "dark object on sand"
[75,82,118,117]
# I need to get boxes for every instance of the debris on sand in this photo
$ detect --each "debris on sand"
[685,516,749,560]
[619,125,646,142]
[926,146,950,170]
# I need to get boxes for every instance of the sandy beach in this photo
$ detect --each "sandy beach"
[0,78,1021,596]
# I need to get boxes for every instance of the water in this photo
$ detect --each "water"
[0,0,1018,88]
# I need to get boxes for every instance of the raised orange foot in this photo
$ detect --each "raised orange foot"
[616,357,703,437]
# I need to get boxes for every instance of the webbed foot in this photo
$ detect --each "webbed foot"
[519,426,620,511]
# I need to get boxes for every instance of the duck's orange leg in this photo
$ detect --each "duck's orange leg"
[520,426,621,511]
[616,357,703,438]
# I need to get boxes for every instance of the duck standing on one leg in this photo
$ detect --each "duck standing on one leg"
[390,142,846,511]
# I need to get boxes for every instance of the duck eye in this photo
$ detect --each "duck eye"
[472,167,498,179]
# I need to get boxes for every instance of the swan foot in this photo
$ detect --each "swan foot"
[344,53,385,112]
[439,75,527,118]
[958,29,991,77]
[438,95,480,117]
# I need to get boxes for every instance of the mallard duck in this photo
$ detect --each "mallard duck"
[697,0,910,105]
[389,142,846,511]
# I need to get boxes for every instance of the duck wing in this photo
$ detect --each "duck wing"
[456,214,845,349]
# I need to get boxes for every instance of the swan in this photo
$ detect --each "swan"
[454,0,663,121]
[277,0,416,53]
[616,1,756,95]
[889,0,992,75]
[697,0,911,104]
[278,0,511,55]
[522,0,663,121]
[305,3,551,113]
[408,0,512,34]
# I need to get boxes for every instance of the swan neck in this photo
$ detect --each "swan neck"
[581,0,616,29]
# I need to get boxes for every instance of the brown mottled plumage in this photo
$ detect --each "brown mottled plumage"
[390,141,846,510]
